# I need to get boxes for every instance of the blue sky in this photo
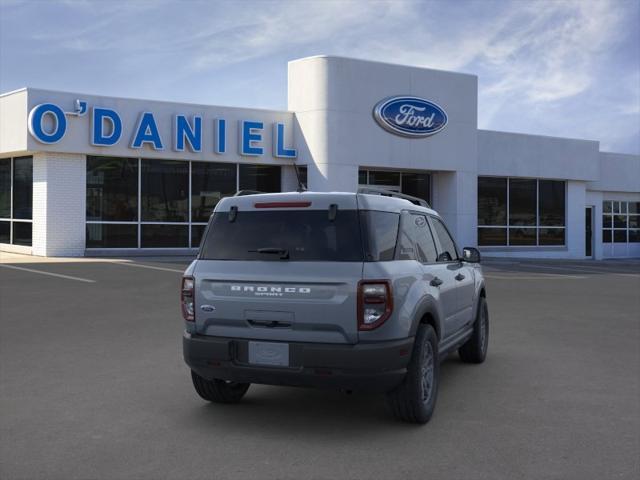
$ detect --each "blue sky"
[1,0,639,153]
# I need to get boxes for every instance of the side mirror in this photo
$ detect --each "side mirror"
[462,247,481,263]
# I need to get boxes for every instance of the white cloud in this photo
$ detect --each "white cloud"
[1,0,638,152]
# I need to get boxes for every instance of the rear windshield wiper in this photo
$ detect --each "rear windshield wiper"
[248,247,290,260]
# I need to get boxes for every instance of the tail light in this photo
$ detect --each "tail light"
[181,276,195,322]
[358,280,393,330]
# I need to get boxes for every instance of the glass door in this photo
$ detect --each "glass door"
[585,206,593,257]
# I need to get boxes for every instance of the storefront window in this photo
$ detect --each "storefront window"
[478,177,507,226]
[12,157,32,220]
[509,179,536,226]
[141,159,189,222]
[87,157,138,221]
[297,166,307,189]
[538,180,565,226]
[368,170,401,187]
[0,156,32,246]
[86,224,138,248]
[0,159,10,218]
[401,173,431,205]
[477,227,507,246]
[141,224,189,248]
[602,201,639,244]
[359,169,431,204]
[239,164,281,192]
[538,228,565,246]
[86,158,283,249]
[477,177,565,246]
[191,162,236,223]
[191,225,207,248]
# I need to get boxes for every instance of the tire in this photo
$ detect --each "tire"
[458,296,489,364]
[385,324,439,424]
[190,370,250,404]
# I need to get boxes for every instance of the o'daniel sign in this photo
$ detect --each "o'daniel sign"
[26,99,297,158]
[373,96,447,138]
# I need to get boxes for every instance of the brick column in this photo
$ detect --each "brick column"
[32,152,86,257]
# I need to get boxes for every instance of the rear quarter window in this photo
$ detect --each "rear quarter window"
[360,211,400,261]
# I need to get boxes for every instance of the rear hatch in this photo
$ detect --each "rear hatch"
[193,193,363,344]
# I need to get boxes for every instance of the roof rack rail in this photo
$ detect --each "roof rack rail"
[357,186,430,208]
[234,190,263,196]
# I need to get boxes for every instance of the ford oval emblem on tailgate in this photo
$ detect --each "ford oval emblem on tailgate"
[373,96,447,138]
[200,305,215,312]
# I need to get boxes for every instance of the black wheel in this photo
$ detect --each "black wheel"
[459,296,489,364]
[385,324,439,424]
[191,370,250,404]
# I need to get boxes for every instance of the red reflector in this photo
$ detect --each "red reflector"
[254,201,312,208]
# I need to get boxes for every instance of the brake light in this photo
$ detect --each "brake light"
[181,276,195,322]
[358,280,393,330]
[254,201,312,208]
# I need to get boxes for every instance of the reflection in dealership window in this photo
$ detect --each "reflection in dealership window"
[239,164,281,192]
[509,179,536,226]
[87,156,138,221]
[191,162,236,223]
[478,177,507,226]
[141,160,189,222]
[358,169,431,204]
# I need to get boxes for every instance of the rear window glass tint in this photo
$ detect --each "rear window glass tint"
[201,210,363,261]
[360,211,399,261]
[398,213,438,262]
[431,217,459,261]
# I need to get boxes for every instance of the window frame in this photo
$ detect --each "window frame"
[602,200,640,245]
[0,156,33,247]
[428,215,460,263]
[477,176,566,247]
[85,156,283,250]
[359,168,432,205]
[395,211,440,264]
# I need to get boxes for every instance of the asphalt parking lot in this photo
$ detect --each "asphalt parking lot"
[1,255,639,480]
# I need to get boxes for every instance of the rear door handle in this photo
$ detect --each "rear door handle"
[455,273,465,281]
[430,277,443,287]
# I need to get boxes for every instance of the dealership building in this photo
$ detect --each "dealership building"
[1,56,639,259]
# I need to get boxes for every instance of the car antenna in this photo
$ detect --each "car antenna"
[293,164,306,193]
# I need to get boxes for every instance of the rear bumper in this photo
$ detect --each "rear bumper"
[183,332,414,392]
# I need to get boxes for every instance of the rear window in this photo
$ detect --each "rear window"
[200,210,364,261]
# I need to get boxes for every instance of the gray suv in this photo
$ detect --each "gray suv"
[182,189,488,423]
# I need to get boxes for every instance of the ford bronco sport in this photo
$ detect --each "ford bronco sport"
[182,189,488,424]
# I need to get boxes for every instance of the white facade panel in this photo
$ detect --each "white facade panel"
[0,89,29,155]
[478,130,600,181]
[588,152,640,193]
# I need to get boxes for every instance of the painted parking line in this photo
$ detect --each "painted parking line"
[110,261,185,273]
[0,264,96,283]
[511,263,640,276]
[485,273,586,280]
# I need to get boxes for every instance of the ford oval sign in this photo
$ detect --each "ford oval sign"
[373,96,447,138]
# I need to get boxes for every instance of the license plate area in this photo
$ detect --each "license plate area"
[248,341,289,367]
